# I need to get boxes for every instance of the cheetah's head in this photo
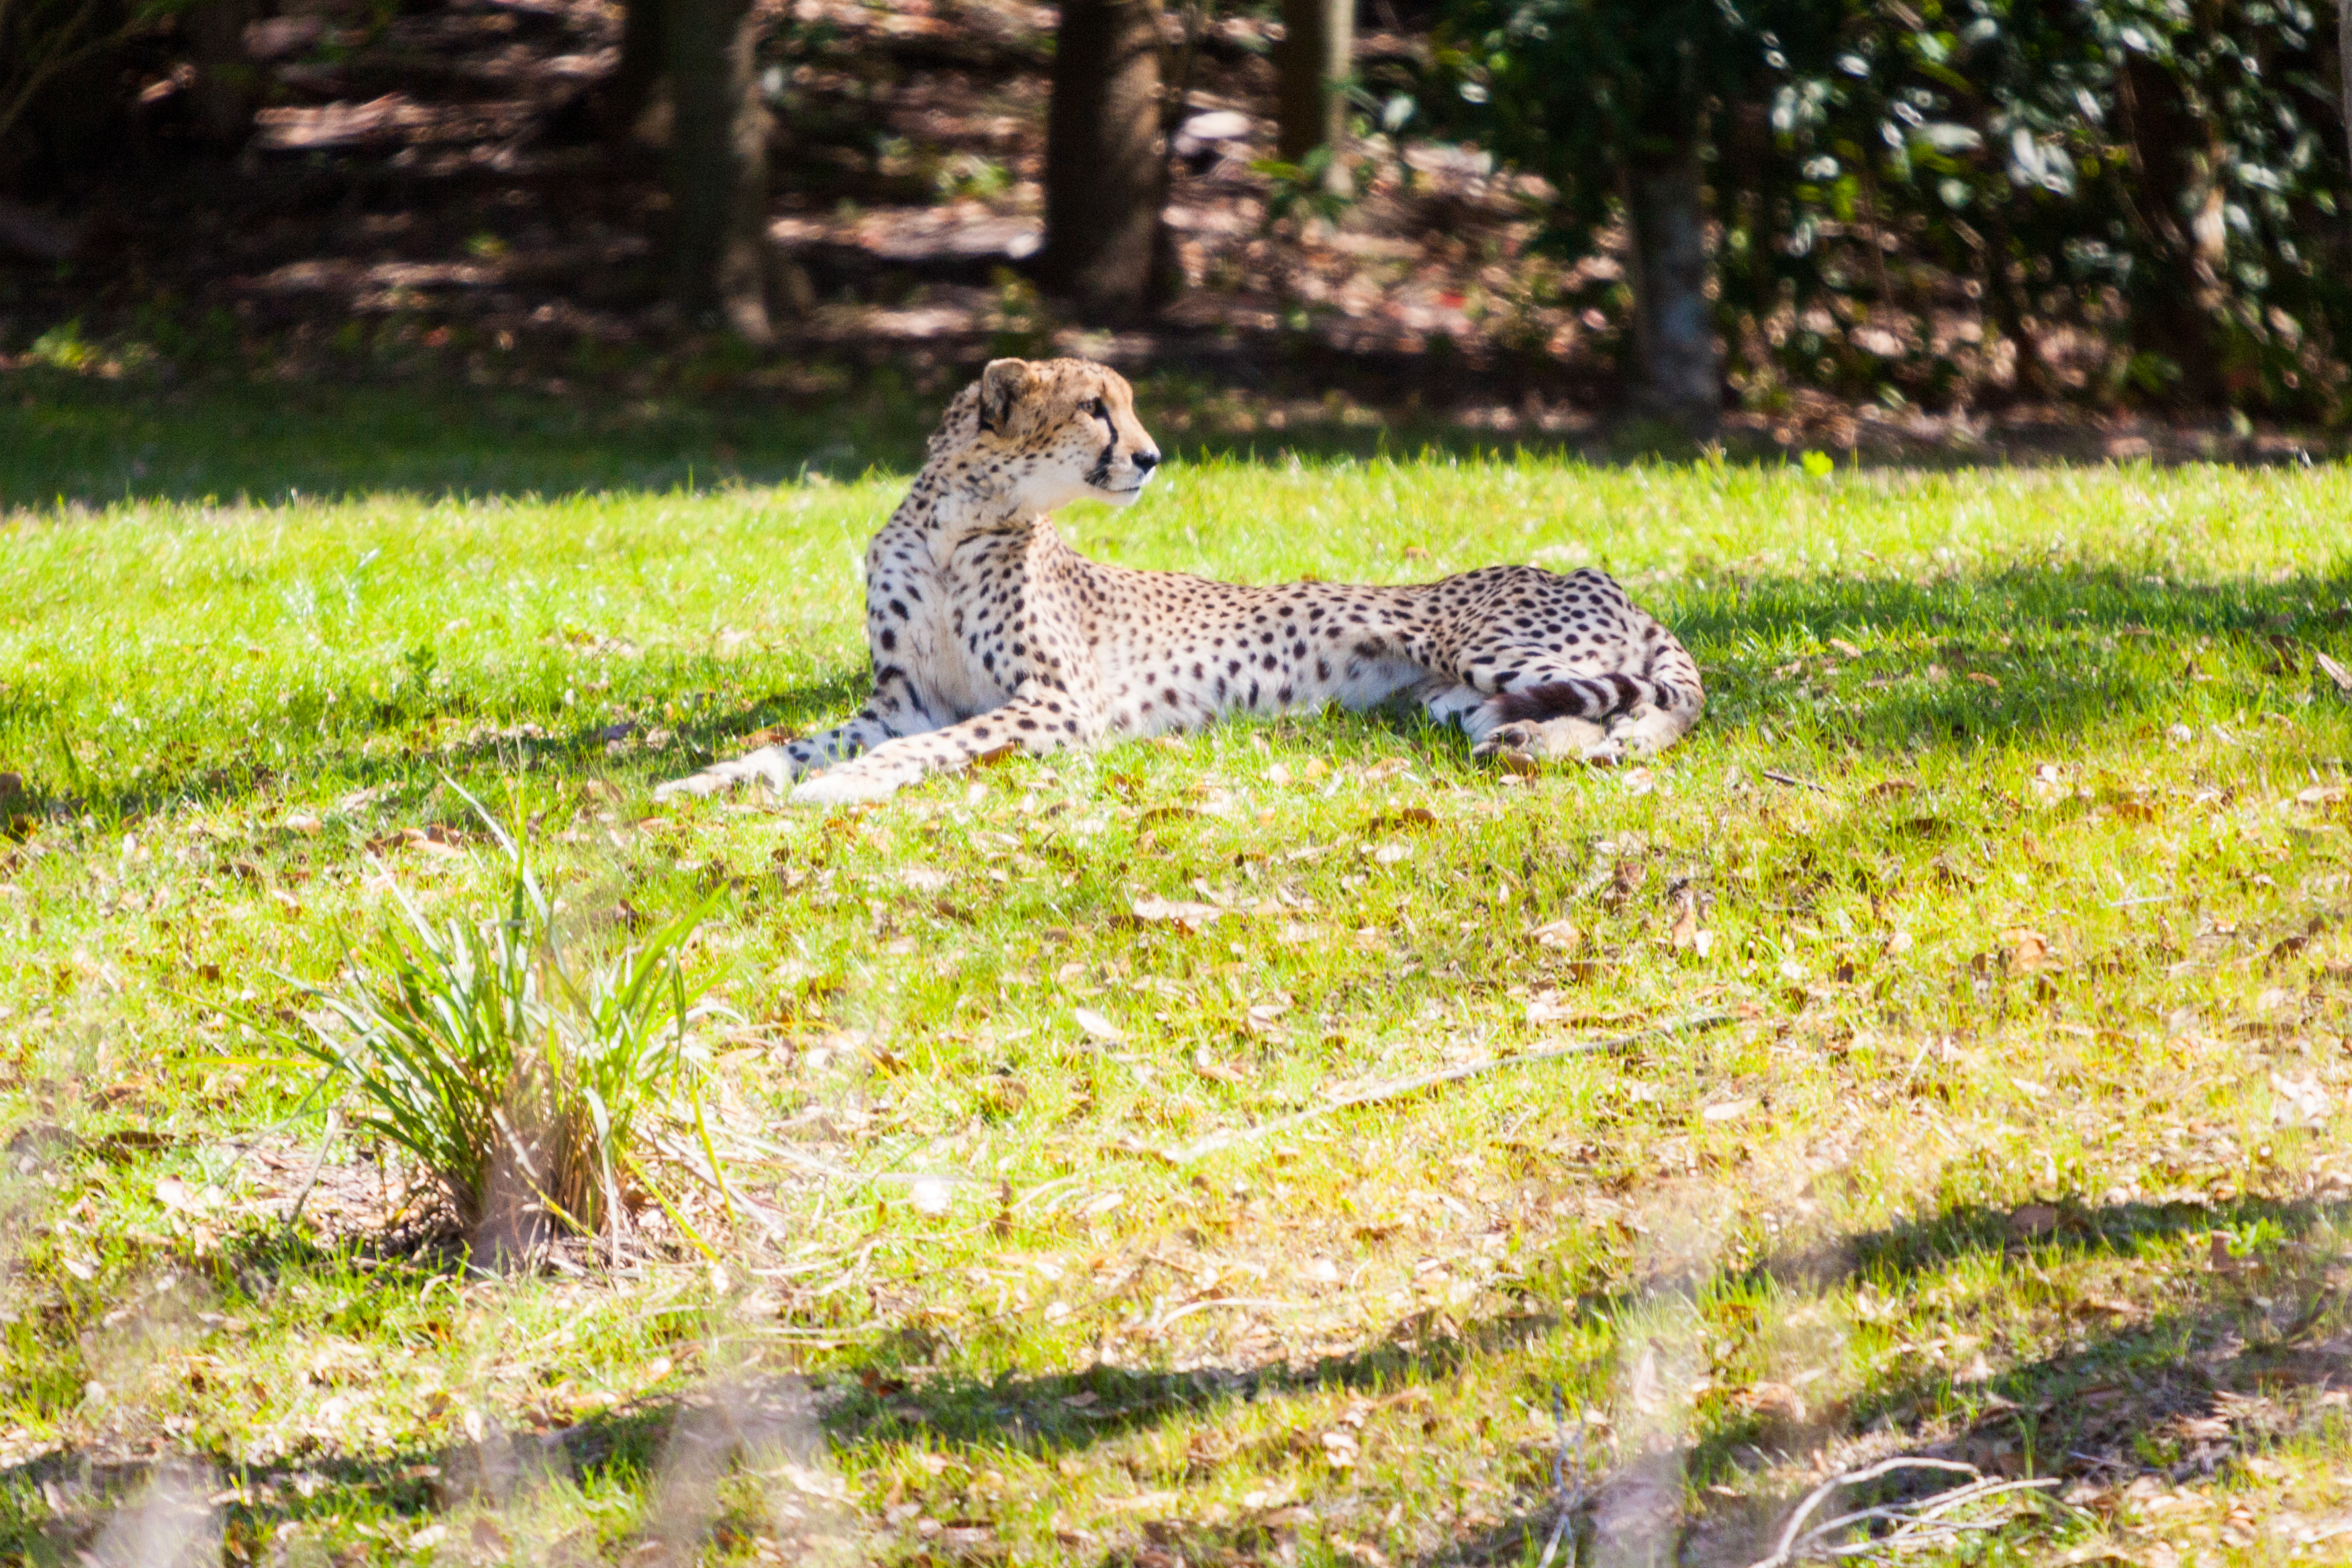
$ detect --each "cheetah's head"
[932,357,1161,512]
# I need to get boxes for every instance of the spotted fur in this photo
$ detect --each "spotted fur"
[655,356,1704,807]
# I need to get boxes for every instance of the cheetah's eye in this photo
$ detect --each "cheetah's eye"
[1087,397,1111,424]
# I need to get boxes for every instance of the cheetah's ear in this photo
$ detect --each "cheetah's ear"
[976,358,1034,436]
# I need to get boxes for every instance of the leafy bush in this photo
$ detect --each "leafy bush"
[1750,0,2349,414]
[295,799,724,1261]
[1421,0,2351,415]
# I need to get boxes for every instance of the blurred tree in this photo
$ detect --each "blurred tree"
[1277,0,1355,162]
[610,0,671,141]
[665,0,771,340]
[1040,0,1172,318]
[2342,0,2351,169]
[182,0,258,145]
[1432,0,1778,434]
[1,0,160,187]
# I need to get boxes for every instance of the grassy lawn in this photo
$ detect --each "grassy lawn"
[3,385,2351,1565]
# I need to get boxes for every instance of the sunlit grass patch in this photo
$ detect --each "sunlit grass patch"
[0,446,2348,1563]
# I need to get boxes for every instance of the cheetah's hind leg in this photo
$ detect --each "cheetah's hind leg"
[1470,716,1623,769]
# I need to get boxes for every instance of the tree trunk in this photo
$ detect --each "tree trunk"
[1622,142,1720,436]
[1275,0,1352,163]
[666,0,771,340]
[2341,0,2351,177]
[611,0,669,139]
[183,0,259,146]
[1040,0,1170,320]
[2117,54,2224,404]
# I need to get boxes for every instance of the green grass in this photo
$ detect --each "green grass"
[3,389,2351,1565]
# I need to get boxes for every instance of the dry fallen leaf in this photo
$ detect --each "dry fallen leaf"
[1525,989,1584,1026]
[1073,1008,1123,1042]
[2270,1071,2333,1126]
[1701,1097,1755,1124]
[1242,1001,1289,1038]
[2001,928,2050,970]
[2315,650,2352,699]
[1128,895,1231,932]
[1669,891,1706,952]
[1531,918,1583,951]
[283,812,323,836]
[1193,1046,1246,1084]
[2008,1204,2059,1239]
[1827,638,1863,658]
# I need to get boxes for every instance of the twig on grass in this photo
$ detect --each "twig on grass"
[285,1107,342,1228]
[1147,1295,1319,1332]
[1172,1012,1734,1164]
[652,1131,793,1242]
[1745,1457,2057,1568]
[1759,769,1832,793]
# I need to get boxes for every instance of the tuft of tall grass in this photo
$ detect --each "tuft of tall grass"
[294,796,724,1262]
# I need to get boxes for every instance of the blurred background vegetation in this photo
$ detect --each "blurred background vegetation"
[3,0,2349,457]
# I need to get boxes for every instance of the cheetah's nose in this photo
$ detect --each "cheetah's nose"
[1132,450,1160,474]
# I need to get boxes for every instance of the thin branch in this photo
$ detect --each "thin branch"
[1745,1457,1982,1568]
[1173,1012,1734,1163]
[285,1108,344,1228]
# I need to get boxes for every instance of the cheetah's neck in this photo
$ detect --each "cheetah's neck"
[891,454,1042,542]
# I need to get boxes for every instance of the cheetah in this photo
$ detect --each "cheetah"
[655,357,1704,807]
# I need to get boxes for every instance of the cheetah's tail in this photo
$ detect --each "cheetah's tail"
[1490,670,1702,726]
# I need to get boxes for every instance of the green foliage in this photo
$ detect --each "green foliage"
[1420,0,2352,415]
[1251,146,1361,228]
[291,791,724,1256]
[1747,0,2351,414]
[1429,0,1773,235]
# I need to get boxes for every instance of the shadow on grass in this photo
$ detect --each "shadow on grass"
[3,1189,2341,1561]
[0,669,868,826]
[1761,1191,2352,1471]
[1393,1190,2351,1567]
[7,364,2349,512]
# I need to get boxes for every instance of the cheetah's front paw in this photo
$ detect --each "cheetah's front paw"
[1471,723,1545,775]
[787,769,905,807]
[652,746,796,803]
[1473,717,1622,769]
